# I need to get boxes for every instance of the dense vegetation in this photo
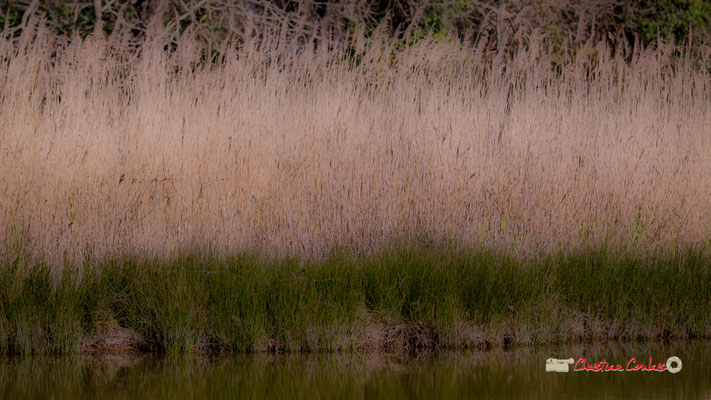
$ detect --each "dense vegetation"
[1,1,710,50]
[1,2,710,355]
[1,247,710,355]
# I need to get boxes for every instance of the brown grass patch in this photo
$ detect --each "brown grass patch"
[82,321,148,354]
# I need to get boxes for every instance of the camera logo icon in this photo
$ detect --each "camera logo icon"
[546,358,575,373]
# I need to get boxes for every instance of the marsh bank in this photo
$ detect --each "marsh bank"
[1,248,709,355]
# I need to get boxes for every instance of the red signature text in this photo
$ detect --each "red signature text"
[573,357,667,372]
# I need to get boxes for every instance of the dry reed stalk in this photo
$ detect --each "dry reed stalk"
[0,26,710,267]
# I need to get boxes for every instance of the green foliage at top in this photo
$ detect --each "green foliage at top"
[632,0,711,43]
[1,1,709,47]
[0,8,22,31]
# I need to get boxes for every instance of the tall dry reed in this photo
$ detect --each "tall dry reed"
[1,25,710,266]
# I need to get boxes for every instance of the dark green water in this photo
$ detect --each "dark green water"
[1,341,709,399]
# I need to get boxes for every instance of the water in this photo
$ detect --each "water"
[1,341,710,399]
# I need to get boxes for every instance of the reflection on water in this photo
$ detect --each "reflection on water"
[1,341,709,399]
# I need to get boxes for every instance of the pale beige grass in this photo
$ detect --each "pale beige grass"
[1,26,710,266]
